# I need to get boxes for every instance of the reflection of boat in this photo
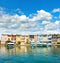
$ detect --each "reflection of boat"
[6,41,15,49]
[7,44,14,49]
[42,43,47,47]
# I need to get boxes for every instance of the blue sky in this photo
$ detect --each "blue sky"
[0,0,60,15]
[0,0,60,34]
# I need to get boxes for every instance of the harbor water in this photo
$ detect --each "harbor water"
[0,45,60,63]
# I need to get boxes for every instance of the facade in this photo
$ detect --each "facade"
[52,34,57,45]
[6,34,16,43]
[16,35,21,44]
[57,34,60,45]
[30,35,38,42]
[16,35,30,45]
[38,35,48,43]
[38,35,43,43]
[30,35,34,42]
[38,34,52,44]
[48,34,52,43]
[0,34,60,46]
[1,34,8,44]
[20,35,30,45]
[7,35,12,41]
[34,35,38,42]
[11,35,16,43]
[57,34,60,42]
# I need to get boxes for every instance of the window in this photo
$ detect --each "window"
[48,38,51,40]
[30,35,34,38]
[8,38,10,41]
[14,38,16,40]
[11,38,13,40]
[48,41,51,43]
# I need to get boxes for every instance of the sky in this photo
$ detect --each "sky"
[0,0,60,34]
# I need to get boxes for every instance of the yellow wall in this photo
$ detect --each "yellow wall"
[25,35,30,43]
[20,35,30,43]
[7,36,11,41]
[16,35,21,44]
[16,35,30,44]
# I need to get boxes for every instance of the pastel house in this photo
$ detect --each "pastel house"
[1,34,7,44]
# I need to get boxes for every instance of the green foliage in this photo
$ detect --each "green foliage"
[17,41,21,45]
[57,42,60,44]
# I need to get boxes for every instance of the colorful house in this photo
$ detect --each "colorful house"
[16,35,30,45]
[1,34,8,44]
[20,35,30,45]
[34,35,38,42]
[11,35,16,43]
[30,35,34,42]
[57,34,60,45]
[16,35,21,44]
[39,34,48,43]
[7,35,12,42]
[48,34,52,42]
[52,34,57,45]
[37,34,52,46]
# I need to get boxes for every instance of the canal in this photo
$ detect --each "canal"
[0,45,60,63]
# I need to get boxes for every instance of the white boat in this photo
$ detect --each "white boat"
[37,42,43,47]
[7,42,14,45]
[37,41,47,47]
[47,43,52,46]
[30,41,36,46]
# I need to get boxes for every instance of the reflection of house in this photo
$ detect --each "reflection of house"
[15,46,31,54]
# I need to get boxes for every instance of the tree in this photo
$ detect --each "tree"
[17,41,21,45]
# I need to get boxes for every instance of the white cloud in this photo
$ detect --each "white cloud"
[41,30,60,34]
[15,8,24,15]
[52,8,60,13]
[0,7,60,34]
[44,20,60,34]
[45,23,56,30]
[29,10,52,21]
[42,21,50,25]
[55,20,60,25]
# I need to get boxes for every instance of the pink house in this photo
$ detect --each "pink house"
[34,35,38,42]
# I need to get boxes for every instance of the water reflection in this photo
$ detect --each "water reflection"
[0,45,60,63]
[0,46,60,56]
